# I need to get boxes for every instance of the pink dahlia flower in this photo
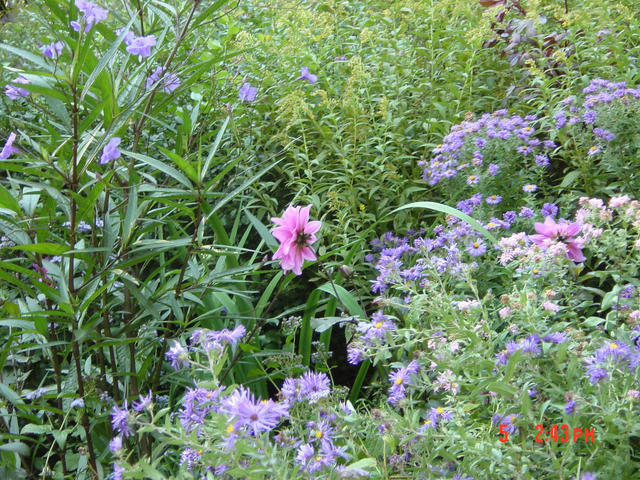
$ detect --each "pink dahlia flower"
[271,205,321,275]
[529,217,586,262]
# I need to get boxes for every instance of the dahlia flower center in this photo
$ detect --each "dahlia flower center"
[295,231,312,247]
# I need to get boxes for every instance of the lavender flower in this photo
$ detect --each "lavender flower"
[145,66,180,93]
[42,41,64,59]
[70,398,85,408]
[165,340,189,369]
[100,137,121,164]
[5,76,29,99]
[126,35,156,59]
[466,239,486,256]
[109,436,122,454]
[587,145,601,156]
[71,0,108,32]
[543,332,567,344]
[488,163,499,175]
[523,184,537,193]
[535,154,550,167]
[296,66,318,84]
[519,206,534,218]
[486,195,502,205]
[0,132,19,159]
[239,82,257,102]
[110,400,132,437]
[221,387,288,435]
[541,203,558,218]
[565,400,577,414]
[299,371,331,403]
[179,387,221,433]
[387,360,420,405]
[132,391,152,412]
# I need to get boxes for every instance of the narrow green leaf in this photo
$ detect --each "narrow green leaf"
[244,209,278,250]
[123,151,192,189]
[391,201,498,244]
[300,290,322,366]
[201,116,229,180]
[0,184,22,215]
[349,360,370,403]
[317,283,365,318]
[9,243,68,255]
[80,17,136,102]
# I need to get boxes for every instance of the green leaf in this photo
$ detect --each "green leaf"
[9,243,68,255]
[0,442,29,456]
[0,184,22,215]
[123,151,193,189]
[317,283,365,318]
[244,209,279,250]
[159,147,198,184]
[201,116,229,180]
[310,316,350,333]
[299,289,322,366]
[80,17,136,102]
[391,201,498,244]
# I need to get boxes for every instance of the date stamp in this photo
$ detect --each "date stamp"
[498,424,595,443]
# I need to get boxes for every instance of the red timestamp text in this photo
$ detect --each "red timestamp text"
[534,424,595,443]
[497,424,596,443]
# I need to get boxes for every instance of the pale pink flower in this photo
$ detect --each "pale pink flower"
[543,301,559,312]
[630,310,640,321]
[609,195,630,207]
[271,205,321,275]
[498,307,511,318]
[529,217,586,262]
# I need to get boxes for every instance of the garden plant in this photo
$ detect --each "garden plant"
[1,0,640,479]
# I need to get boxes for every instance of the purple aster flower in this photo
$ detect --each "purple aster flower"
[281,377,302,403]
[528,388,538,398]
[466,239,486,256]
[295,443,315,467]
[347,346,365,364]
[520,334,541,356]
[145,66,180,93]
[0,132,19,159]
[42,41,64,59]
[71,0,108,32]
[296,66,318,84]
[535,154,550,167]
[466,174,479,185]
[554,111,567,128]
[222,387,288,435]
[587,145,601,156]
[5,76,30,99]
[486,194,502,205]
[132,391,152,412]
[70,398,84,408]
[523,184,537,193]
[584,359,609,385]
[388,361,419,405]
[517,145,533,155]
[565,400,576,414]
[519,206,534,218]
[620,284,635,298]
[239,82,257,102]
[497,413,519,434]
[299,371,331,403]
[429,406,453,424]
[595,340,631,363]
[112,463,124,480]
[541,203,558,218]
[180,447,201,472]
[100,137,121,164]
[488,163,500,175]
[544,140,557,149]
[126,34,156,59]
[543,332,567,344]
[110,400,132,437]
[179,387,221,433]
[109,436,122,454]
[583,109,598,124]
[165,340,189,369]
[580,473,596,480]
